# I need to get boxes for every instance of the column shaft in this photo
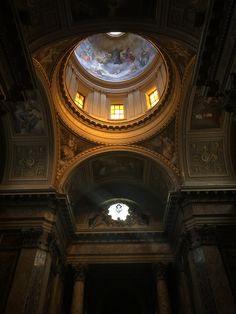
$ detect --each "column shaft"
[48,271,61,314]
[155,263,172,314]
[157,279,172,314]
[71,280,85,314]
[5,247,51,314]
[70,264,87,314]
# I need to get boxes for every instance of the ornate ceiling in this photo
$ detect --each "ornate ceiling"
[74,33,157,82]
[0,0,235,239]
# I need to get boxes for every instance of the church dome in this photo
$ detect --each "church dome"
[74,33,158,83]
[55,32,180,144]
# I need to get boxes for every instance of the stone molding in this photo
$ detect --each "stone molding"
[165,189,236,234]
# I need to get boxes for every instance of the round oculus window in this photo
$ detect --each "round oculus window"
[108,203,130,221]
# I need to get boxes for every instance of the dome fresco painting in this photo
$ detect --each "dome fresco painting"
[75,33,158,82]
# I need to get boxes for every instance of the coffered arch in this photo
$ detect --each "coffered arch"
[57,144,180,192]
[60,147,179,232]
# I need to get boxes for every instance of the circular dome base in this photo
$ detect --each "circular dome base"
[54,33,180,144]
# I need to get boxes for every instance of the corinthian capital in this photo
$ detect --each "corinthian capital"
[153,262,169,280]
[72,263,88,281]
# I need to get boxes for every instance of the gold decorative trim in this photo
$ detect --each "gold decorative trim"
[55,144,180,190]
[59,49,173,132]
[50,34,181,145]
[33,58,51,87]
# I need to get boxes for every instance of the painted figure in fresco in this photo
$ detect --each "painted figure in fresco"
[13,100,44,135]
[161,135,175,161]
[96,52,111,64]
[78,41,94,62]
[191,88,223,129]
[76,33,157,82]
[111,48,122,64]
[121,48,135,63]
[149,134,176,165]
[60,136,78,165]
[139,48,150,67]
[94,157,141,179]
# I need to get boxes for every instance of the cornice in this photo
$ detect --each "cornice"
[0,191,76,239]
[164,189,236,235]
[71,231,167,243]
[0,190,58,202]
[178,189,236,204]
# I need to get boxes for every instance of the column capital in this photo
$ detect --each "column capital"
[153,262,169,280]
[180,225,217,253]
[21,228,57,251]
[72,264,88,282]
[21,227,44,248]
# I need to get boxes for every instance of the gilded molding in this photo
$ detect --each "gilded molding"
[56,144,180,190]
[33,58,51,88]
[59,49,173,132]
[50,39,181,145]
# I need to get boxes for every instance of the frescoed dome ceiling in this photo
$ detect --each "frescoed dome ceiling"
[74,33,158,82]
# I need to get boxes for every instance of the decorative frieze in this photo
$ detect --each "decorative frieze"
[165,190,236,236]
[188,140,227,176]
[191,86,223,129]
[92,155,144,181]
[9,90,46,135]
[140,119,178,168]
[59,123,96,168]
[11,144,48,178]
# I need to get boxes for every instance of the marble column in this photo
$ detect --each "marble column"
[184,226,236,314]
[71,264,87,314]
[155,263,172,314]
[48,264,63,314]
[177,262,194,314]
[5,228,52,314]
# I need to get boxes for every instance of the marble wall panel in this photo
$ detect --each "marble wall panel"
[187,140,227,177]
[11,144,48,179]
